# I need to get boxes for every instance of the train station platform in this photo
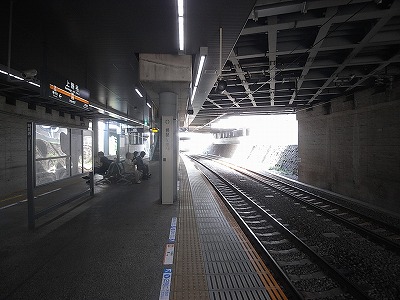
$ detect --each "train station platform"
[0,156,285,299]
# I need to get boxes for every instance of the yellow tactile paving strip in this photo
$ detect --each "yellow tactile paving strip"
[209,186,288,300]
[172,156,287,300]
[171,159,210,300]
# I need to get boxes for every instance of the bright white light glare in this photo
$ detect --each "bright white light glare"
[179,132,214,154]
[179,17,184,51]
[194,55,205,87]
[178,0,184,16]
[146,102,152,108]
[212,114,298,145]
[135,88,143,97]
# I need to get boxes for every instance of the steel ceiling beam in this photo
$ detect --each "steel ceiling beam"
[267,16,277,106]
[346,50,400,91]
[242,8,400,35]
[206,98,223,109]
[309,3,399,103]
[190,0,400,128]
[251,0,372,19]
[221,90,240,107]
[229,53,257,106]
[290,7,338,104]
[197,105,296,115]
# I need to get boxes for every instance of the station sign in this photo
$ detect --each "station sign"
[41,68,90,110]
[47,79,90,109]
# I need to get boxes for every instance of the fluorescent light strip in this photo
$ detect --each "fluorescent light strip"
[0,70,23,81]
[0,69,40,87]
[178,0,184,16]
[135,88,143,97]
[89,103,101,110]
[28,82,40,88]
[177,0,184,51]
[88,103,144,126]
[194,55,205,87]
[146,102,152,108]
[190,86,197,103]
[191,54,206,103]
[179,17,184,51]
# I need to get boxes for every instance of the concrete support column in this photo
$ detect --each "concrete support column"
[92,119,99,156]
[159,92,178,204]
[103,121,109,156]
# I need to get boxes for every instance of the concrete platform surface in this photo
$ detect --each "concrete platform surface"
[0,161,178,300]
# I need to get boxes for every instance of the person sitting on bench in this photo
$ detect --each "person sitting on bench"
[136,151,151,180]
[95,151,112,175]
[122,152,141,184]
[83,151,113,183]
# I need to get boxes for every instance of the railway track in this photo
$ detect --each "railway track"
[189,155,400,300]
[209,156,400,254]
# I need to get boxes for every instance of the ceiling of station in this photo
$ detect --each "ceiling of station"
[0,0,255,127]
[0,0,399,131]
[189,0,400,130]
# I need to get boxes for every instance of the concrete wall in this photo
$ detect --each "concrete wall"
[297,85,400,213]
[0,96,89,199]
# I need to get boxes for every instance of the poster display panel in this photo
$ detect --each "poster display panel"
[34,125,92,186]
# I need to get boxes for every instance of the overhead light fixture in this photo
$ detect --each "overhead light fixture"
[0,68,41,88]
[178,0,184,16]
[0,68,25,81]
[190,47,207,103]
[190,86,198,103]
[135,88,143,98]
[177,0,184,51]
[194,55,205,87]
[179,17,184,51]
[146,102,152,108]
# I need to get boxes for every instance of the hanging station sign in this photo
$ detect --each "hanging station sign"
[41,68,90,110]
[47,79,90,109]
